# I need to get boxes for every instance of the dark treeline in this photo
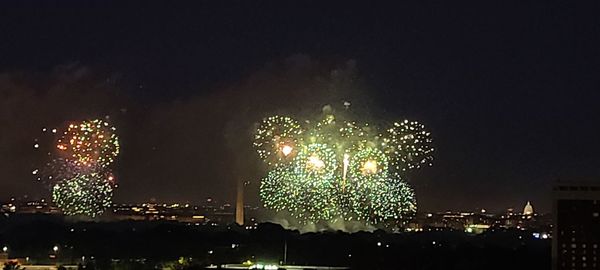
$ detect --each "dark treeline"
[0,215,550,270]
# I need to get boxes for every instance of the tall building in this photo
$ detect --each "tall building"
[523,201,534,215]
[553,183,600,270]
[235,179,244,225]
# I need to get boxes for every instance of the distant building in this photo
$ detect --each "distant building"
[109,202,234,224]
[523,201,534,216]
[236,180,244,225]
[552,183,600,270]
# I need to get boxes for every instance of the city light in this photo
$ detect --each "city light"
[250,264,279,270]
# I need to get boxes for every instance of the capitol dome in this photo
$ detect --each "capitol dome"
[523,201,534,215]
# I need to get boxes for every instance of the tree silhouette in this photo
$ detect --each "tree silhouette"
[3,261,20,270]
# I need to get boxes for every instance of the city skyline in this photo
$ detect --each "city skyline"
[0,192,551,216]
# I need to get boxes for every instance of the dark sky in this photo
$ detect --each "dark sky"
[1,2,599,213]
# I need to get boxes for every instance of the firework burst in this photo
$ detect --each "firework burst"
[33,118,120,217]
[253,116,302,166]
[57,119,120,168]
[254,106,433,225]
[52,172,114,217]
[384,120,434,171]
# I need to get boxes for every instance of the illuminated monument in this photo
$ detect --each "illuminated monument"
[235,179,244,225]
[523,201,534,215]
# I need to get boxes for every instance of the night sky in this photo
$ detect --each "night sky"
[1,2,599,213]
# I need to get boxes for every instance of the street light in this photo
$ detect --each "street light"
[53,245,59,252]
[2,246,7,253]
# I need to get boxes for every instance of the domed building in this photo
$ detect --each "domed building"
[523,201,534,216]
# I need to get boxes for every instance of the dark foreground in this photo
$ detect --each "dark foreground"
[0,215,550,270]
